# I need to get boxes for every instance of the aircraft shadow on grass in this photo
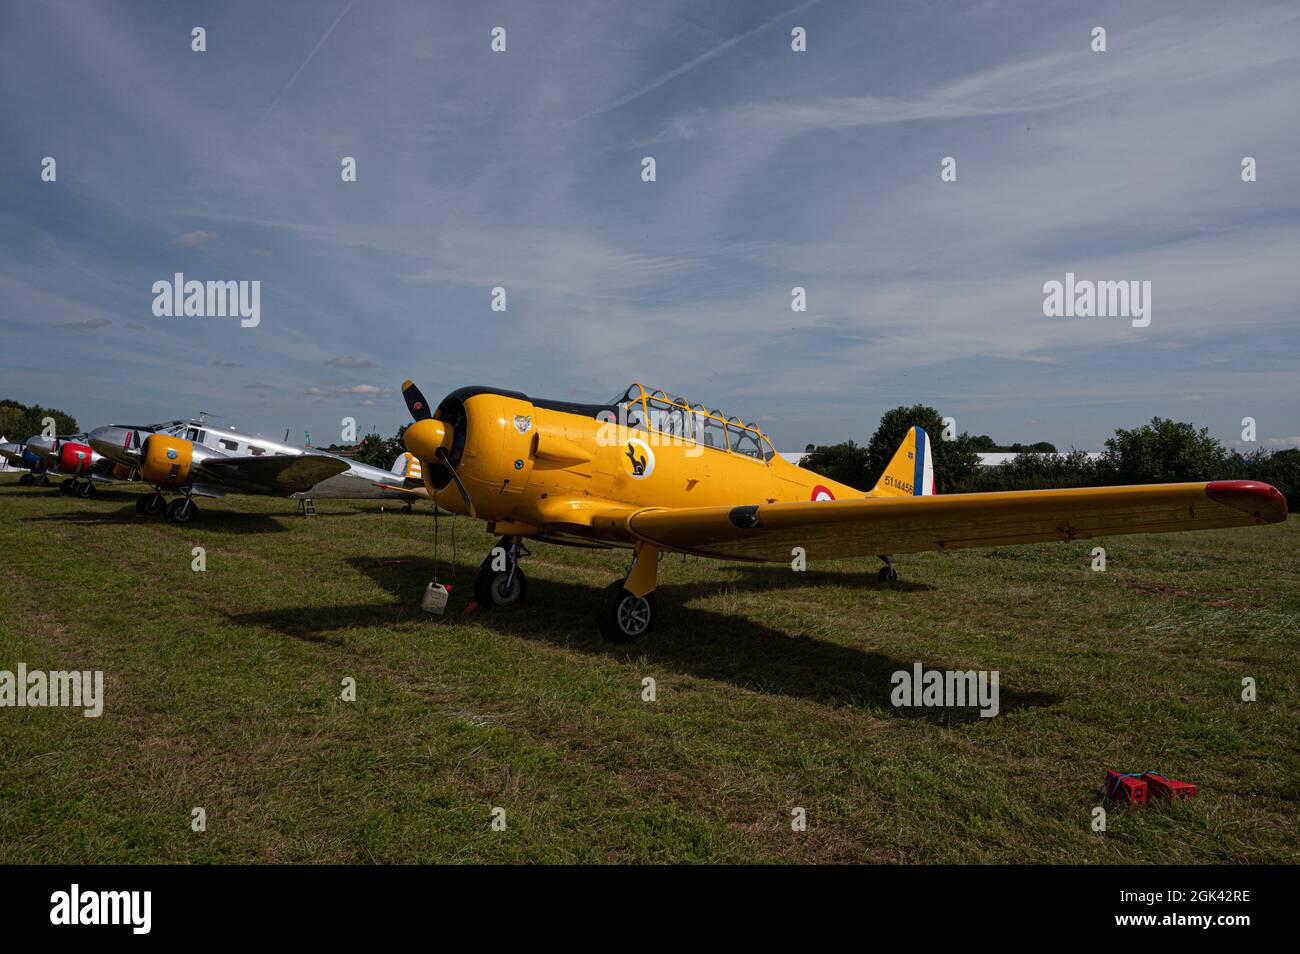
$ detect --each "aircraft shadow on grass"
[227,553,1057,720]
[22,503,290,535]
[721,564,936,594]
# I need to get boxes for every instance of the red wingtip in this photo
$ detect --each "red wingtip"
[1205,480,1288,523]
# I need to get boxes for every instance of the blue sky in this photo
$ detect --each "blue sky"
[2,0,1298,452]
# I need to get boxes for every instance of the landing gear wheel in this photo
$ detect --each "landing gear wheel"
[143,493,166,516]
[878,565,898,583]
[19,473,33,485]
[39,475,50,486]
[474,561,527,606]
[77,481,96,498]
[165,497,198,525]
[600,582,657,643]
[60,479,75,494]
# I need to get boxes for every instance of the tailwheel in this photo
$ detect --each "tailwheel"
[878,555,898,583]
[165,496,198,525]
[60,479,75,494]
[76,481,96,498]
[473,538,527,606]
[600,581,657,643]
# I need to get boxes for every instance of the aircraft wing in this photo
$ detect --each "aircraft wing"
[625,481,1288,562]
[368,481,430,497]
[195,453,349,494]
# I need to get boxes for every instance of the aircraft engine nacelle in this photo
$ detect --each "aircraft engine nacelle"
[425,390,538,520]
[139,434,202,486]
[57,440,95,477]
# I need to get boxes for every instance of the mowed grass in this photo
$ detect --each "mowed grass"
[0,473,1296,864]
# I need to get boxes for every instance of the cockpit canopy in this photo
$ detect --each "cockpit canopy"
[612,384,775,461]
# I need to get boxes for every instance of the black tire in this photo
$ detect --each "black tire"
[165,497,198,525]
[19,473,33,485]
[134,495,149,515]
[60,479,75,494]
[474,560,527,606]
[143,493,166,516]
[600,583,657,643]
[77,481,96,498]
[39,475,50,487]
[878,565,898,583]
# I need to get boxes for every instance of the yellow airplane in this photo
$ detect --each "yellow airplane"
[399,381,1288,642]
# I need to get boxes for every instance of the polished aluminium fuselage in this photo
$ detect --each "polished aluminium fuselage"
[86,421,414,499]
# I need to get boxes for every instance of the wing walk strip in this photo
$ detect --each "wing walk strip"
[623,481,1288,562]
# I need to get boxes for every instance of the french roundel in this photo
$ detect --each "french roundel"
[811,485,835,502]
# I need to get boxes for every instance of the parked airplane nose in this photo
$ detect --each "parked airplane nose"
[26,436,55,461]
[0,441,24,463]
[87,425,140,464]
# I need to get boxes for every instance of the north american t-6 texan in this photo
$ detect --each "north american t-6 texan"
[397,380,1288,643]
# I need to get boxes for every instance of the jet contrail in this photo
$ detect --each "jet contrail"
[255,0,355,128]
[574,0,826,123]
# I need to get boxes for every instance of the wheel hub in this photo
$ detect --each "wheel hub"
[617,595,652,635]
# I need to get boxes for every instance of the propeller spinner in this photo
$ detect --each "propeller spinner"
[401,380,475,517]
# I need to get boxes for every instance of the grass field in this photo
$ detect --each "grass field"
[1,472,1296,864]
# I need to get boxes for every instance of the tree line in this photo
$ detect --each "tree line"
[0,400,78,440]
[801,405,1299,508]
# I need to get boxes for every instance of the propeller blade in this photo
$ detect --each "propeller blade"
[402,379,433,421]
[436,448,476,518]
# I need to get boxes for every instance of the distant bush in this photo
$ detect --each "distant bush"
[961,449,1101,493]
[799,439,872,490]
[1097,417,1225,484]
[351,426,408,471]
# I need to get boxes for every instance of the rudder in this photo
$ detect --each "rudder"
[871,426,935,497]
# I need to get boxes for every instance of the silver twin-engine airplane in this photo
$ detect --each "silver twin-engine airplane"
[85,418,425,524]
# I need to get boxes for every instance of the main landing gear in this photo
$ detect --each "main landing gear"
[133,486,197,523]
[135,490,166,517]
[877,554,898,583]
[165,492,198,525]
[600,544,660,643]
[133,486,201,521]
[474,536,529,606]
[20,473,49,487]
[469,538,664,643]
[62,478,97,498]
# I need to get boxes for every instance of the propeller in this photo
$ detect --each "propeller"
[402,379,433,421]
[437,447,476,518]
[401,380,475,517]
